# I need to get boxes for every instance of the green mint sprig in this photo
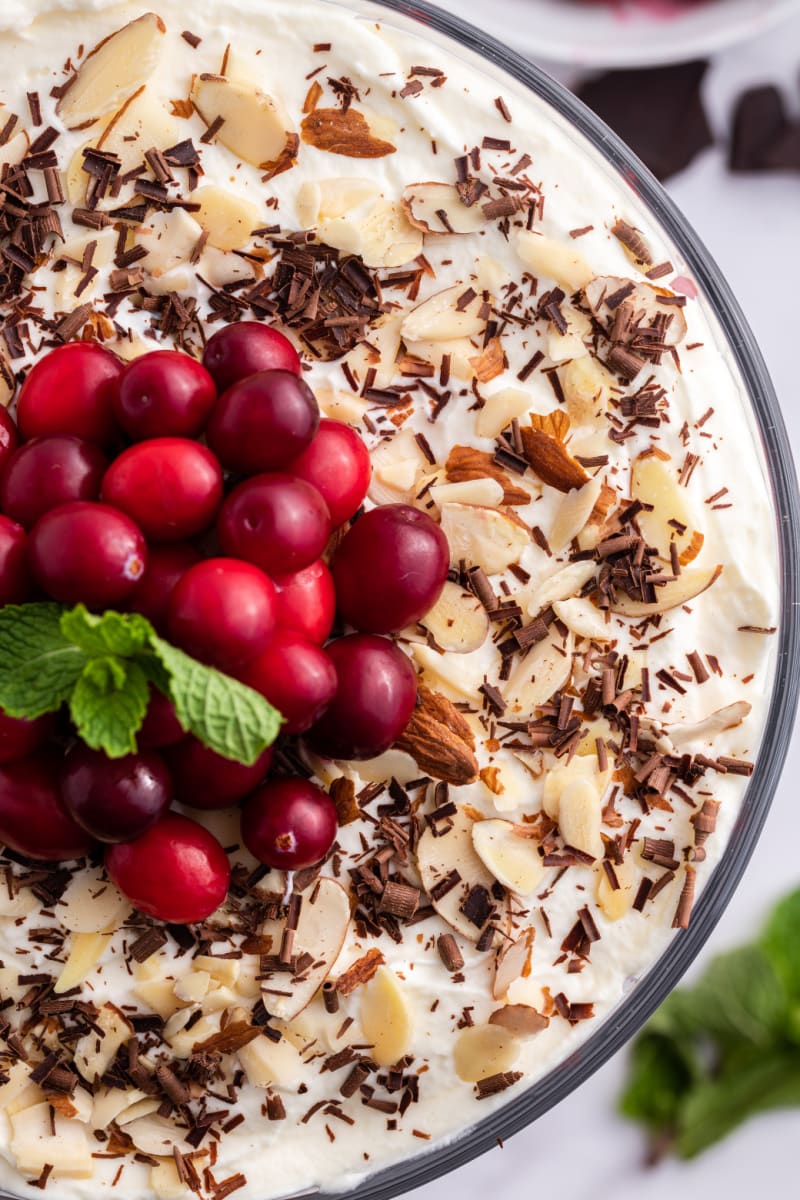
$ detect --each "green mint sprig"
[0,603,283,762]
[620,887,800,1159]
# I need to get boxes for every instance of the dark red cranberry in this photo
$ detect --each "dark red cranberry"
[17,342,122,446]
[102,438,223,542]
[332,504,448,633]
[29,501,147,609]
[0,436,108,529]
[218,474,330,577]
[0,515,32,605]
[0,406,19,473]
[137,689,187,749]
[167,557,276,670]
[238,630,336,735]
[0,754,95,861]
[0,709,55,764]
[105,813,230,923]
[202,321,300,393]
[308,634,417,760]
[165,736,273,809]
[60,744,172,843]
[273,559,336,645]
[288,419,370,527]
[241,778,337,870]
[207,370,319,475]
[127,542,201,632]
[113,349,217,441]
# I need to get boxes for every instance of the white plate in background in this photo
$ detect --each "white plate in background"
[433,0,800,67]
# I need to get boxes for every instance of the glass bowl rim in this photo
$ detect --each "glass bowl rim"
[314,2,800,1198]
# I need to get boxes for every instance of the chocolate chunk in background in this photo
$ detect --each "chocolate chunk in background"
[729,85,789,171]
[576,60,713,182]
[762,123,800,171]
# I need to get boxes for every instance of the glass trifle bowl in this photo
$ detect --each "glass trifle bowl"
[0,3,797,1200]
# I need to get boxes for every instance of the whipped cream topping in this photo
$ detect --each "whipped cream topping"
[0,3,780,1200]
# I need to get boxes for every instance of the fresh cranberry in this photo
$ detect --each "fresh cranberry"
[1,436,108,529]
[102,438,223,542]
[127,542,201,632]
[273,559,335,645]
[29,501,147,608]
[238,630,336,735]
[218,474,330,577]
[242,778,337,870]
[60,744,172,843]
[308,634,417,760]
[137,689,187,748]
[166,737,273,809]
[168,557,277,670]
[113,350,217,441]
[0,709,55,764]
[0,407,19,472]
[105,813,230,923]
[0,515,31,605]
[202,321,301,393]
[332,504,448,633]
[288,419,370,527]
[207,370,319,475]
[0,754,95,861]
[17,343,122,446]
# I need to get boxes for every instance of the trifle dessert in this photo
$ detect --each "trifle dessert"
[0,2,780,1199]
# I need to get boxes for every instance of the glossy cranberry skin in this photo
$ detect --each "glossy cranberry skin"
[0,407,19,472]
[288,419,371,528]
[238,631,336,735]
[332,504,449,634]
[0,709,55,764]
[17,342,122,447]
[242,779,337,870]
[168,557,277,670]
[166,736,273,809]
[0,754,95,861]
[105,813,230,923]
[29,501,147,608]
[127,542,201,632]
[273,559,336,645]
[102,438,223,542]
[114,350,217,441]
[60,744,172,843]
[202,321,301,393]
[0,516,32,605]
[308,634,417,760]
[137,689,187,748]
[218,474,330,577]
[1,436,108,529]
[207,371,319,475]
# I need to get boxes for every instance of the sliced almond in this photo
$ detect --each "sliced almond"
[396,685,478,785]
[631,454,703,565]
[552,596,613,642]
[0,1063,37,1113]
[151,1159,190,1200]
[559,776,603,860]
[359,200,423,268]
[464,334,504,382]
[666,700,752,748]
[91,1087,150,1131]
[174,972,211,1004]
[134,973,184,1020]
[489,1004,549,1036]
[493,929,534,1000]
[125,1115,193,1158]
[402,182,486,234]
[542,755,609,820]
[475,387,533,439]
[190,186,260,252]
[444,445,532,506]
[0,130,29,172]
[57,13,166,129]
[193,955,240,989]
[560,354,618,425]
[74,1003,133,1083]
[472,819,544,895]
[548,474,603,552]
[135,208,204,275]
[367,429,425,506]
[238,1029,304,1088]
[502,631,574,716]
[596,855,637,921]
[584,276,688,346]
[402,336,479,382]
[97,87,179,175]
[439,503,530,575]
[609,564,722,617]
[359,966,413,1067]
[524,561,598,618]
[0,885,37,919]
[258,878,350,1021]
[401,285,487,343]
[420,580,489,653]
[57,866,131,934]
[453,1023,520,1082]
[515,230,593,292]
[114,1097,162,1126]
[430,477,504,508]
[335,747,422,787]
[546,305,591,364]
[416,807,499,943]
[10,1104,94,1178]
[191,75,295,168]
[54,932,111,994]
[298,177,380,225]
[411,641,498,702]
[301,107,395,157]
[315,385,369,425]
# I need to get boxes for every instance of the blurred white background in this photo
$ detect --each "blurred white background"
[411,7,800,1199]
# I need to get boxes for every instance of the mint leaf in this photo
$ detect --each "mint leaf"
[148,635,282,764]
[70,656,150,757]
[0,602,87,717]
[61,605,152,658]
[619,1032,699,1133]
[762,889,800,998]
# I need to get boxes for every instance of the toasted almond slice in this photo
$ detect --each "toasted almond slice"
[57,866,131,934]
[453,1024,520,1082]
[401,285,487,343]
[559,776,603,860]
[474,387,532,439]
[548,474,603,553]
[440,503,530,575]
[54,932,111,994]
[402,182,486,234]
[666,700,752,748]
[553,596,613,641]
[631,454,703,565]
[416,807,499,943]
[515,230,593,292]
[489,1004,549,1036]
[610,564,722,616]
[239,1029,305,1088]
[584,276,688,345]
[301,106,396,157]
[493,928,534,1000]
[258,878,350,1021]
[57,13,166,129]
[190,186,261,252]
[191,75,295,168]
[472,819,544,895]
[502,631,574,716]
[10,1104,94,1178]
[420,580,489,653]
[560,354,618,425]
[74,1003,133,1083]
[596,856,637,920]
[359,966,413,1067]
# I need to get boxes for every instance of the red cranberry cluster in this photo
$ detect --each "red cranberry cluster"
[0,321,449,924]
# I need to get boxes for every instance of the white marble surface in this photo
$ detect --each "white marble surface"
[411,10,800,1200]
